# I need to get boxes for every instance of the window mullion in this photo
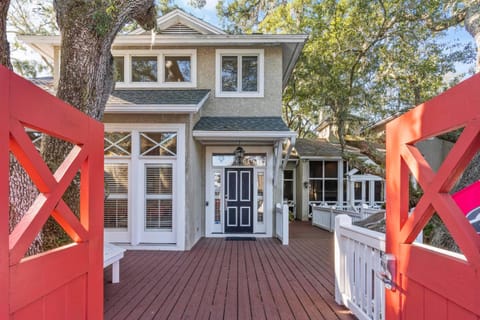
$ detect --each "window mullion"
[237,55,242,93]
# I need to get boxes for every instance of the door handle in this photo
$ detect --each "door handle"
[377,253,396,291]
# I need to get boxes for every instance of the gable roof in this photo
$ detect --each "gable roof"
[130,9,226,35]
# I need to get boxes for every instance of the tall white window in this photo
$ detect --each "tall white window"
[215,49,264,97]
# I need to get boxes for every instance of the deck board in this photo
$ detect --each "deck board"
[104,222,356,319]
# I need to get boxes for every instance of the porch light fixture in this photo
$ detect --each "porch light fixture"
[233,146,245,166]
[303,181,310,189]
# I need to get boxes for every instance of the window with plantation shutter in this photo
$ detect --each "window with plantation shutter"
[104,164,129,229]
[145,164,173,231]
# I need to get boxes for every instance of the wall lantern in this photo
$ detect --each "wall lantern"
[233,146,245,166]
[303,181,310,189]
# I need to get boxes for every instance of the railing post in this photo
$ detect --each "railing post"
[0,66,10,319]
[334,214,351,305]
[282,204,289,245]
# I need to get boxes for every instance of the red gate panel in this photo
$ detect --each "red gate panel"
[386,73,480,319]
[0,65,104,319]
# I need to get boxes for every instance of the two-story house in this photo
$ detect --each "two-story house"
[20,9,307,250]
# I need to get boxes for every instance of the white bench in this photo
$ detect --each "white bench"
[103,243,126,283]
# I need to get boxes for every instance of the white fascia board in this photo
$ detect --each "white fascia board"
[193,130,296,141]
[106,104,199,114]
[299,156,343,160]
[112,34,309,45]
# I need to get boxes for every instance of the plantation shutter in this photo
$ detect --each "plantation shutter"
[145,164,173,231]
[104,164,129,229]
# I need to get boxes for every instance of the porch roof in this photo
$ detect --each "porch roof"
[193,116,296,142]
[107,89,210,113]
[294,138,362,158]
[30,78,210,114]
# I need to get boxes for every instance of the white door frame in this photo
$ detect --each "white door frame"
[205,145,273,237]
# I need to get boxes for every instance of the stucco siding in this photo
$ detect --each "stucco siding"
[197,46,283,117]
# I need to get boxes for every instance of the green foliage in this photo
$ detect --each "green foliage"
[8,0,56,76]
[218,0,475,145]
[92,0,119,37]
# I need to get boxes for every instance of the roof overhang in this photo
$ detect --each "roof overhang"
[193,130,297,144]
[105,90,209,114]
[18,34,307,89]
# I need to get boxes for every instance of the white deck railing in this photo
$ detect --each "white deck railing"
[275,203,289,245]
[312,206,383,232]
[334,214,386,320]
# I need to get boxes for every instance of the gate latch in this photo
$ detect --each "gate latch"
[377,253,396,291]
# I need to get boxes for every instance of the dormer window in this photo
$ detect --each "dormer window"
[215,49,264,98]
[113,49,197,88]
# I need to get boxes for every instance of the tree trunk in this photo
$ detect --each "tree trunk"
[39,0,156,250]
[0,0,11,69]
[1,0,43,254]
[465,2,480,72]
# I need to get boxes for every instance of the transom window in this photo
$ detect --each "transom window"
[113,49,197,88]
[215,49,264,97]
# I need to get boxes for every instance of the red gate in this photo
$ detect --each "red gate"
[386,74,480,319]
[0,66,104,319]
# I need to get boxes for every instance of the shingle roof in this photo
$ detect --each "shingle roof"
[108,89,210,105]
[294,138,361,158]
[193,117,291,132]
[30,78,210,106]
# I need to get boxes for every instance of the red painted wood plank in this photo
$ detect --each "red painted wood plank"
[424,289,447,320]
[9,68,91,144]
[9,145,89,264]
[0,66,11,320]
[66,275,87,320]
[82,122,104,320]
[387,73,480,145]
[10,243,89,312]
[44,285,67,319]
[11,298,44,320]
[400,244,480,316]
[402,280,424,320]
[447,301,478,320]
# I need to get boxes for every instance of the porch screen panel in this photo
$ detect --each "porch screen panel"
[145,164,173,231]
[104,164,129,229]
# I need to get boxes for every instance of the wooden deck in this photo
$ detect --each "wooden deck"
[104,221,355,319]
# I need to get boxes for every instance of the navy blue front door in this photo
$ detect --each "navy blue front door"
[225,168,253,233]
